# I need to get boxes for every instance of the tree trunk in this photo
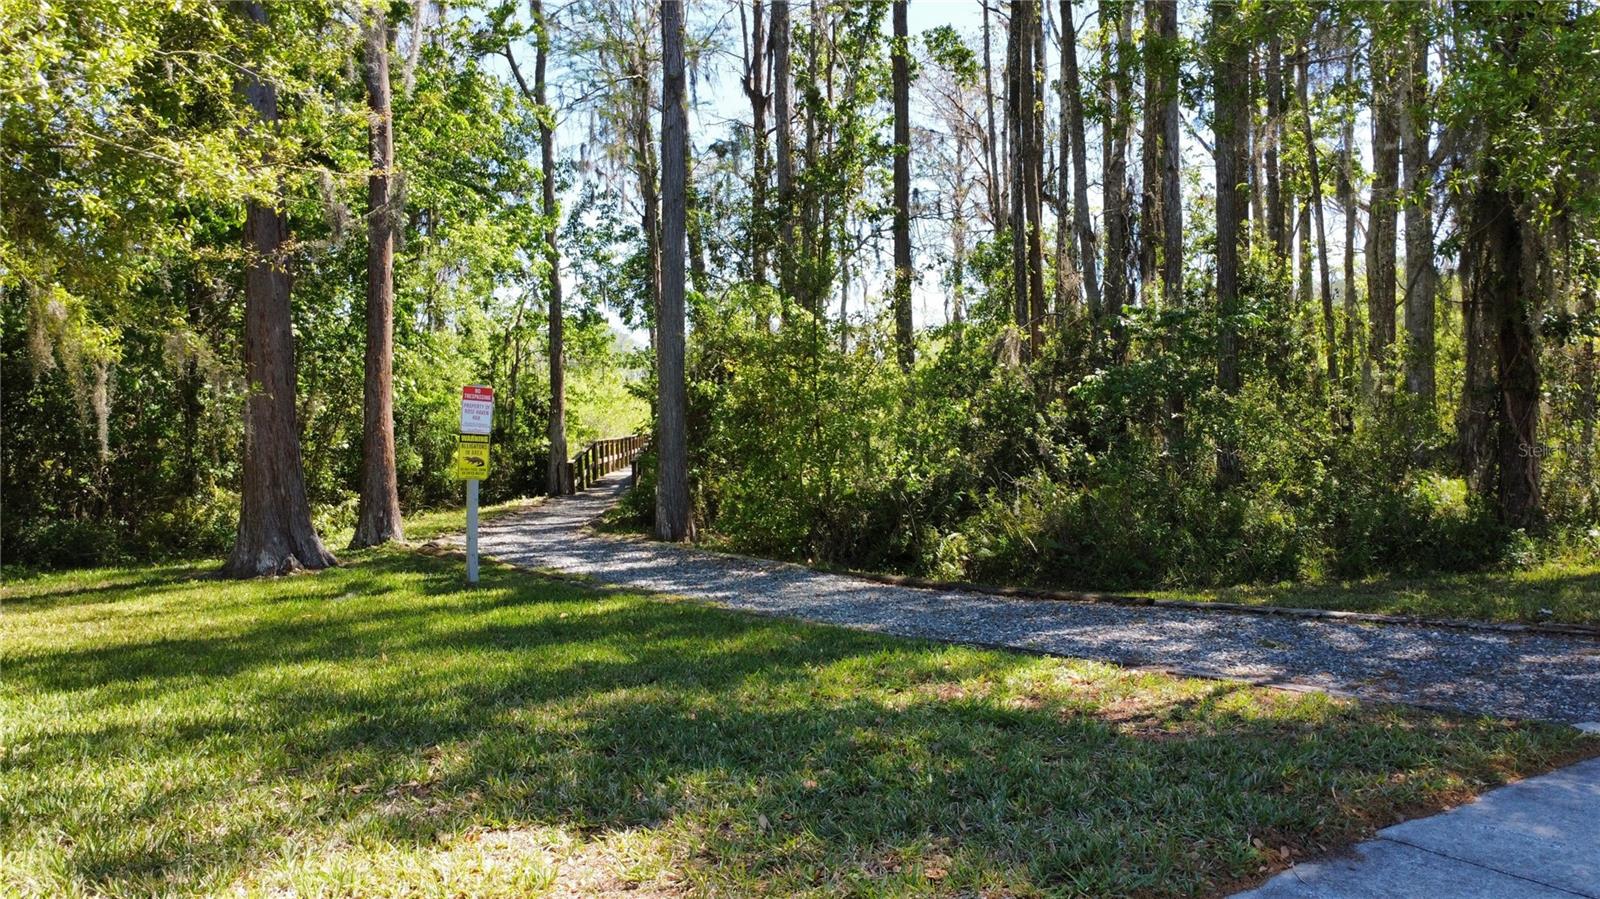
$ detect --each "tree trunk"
[353,6,404,548]
[1339,104,1358,383]
[1145,0,1183,446]
[1157,0,1181,310]
[1055,3,1078,315]
[891,0,913,368]
[1401,19,1436,408]
[1265,32,1286,257]
[772,0,795,305]
[1036,3,1049,351]
[1023,0,1047,354]
[1458,228,1495,493]
[1100,0,1130,357]
[1297,48,1339,389]
[1297,198,1311,312]
[635,77,661,347]
[1141,0,1179,310]
[983,2,1004,223]
[1368,40,1400,388]
[1213,0,1247,485]
[1139,0,1161,299]
[1474,172,1542,528]
[742,1,769,285]
[1007,1,1028,340]
[181,278,204,494]
[1062,0,1100,319]
[533,0,570,496]
[224,1,336,577]
[656,0,691,541]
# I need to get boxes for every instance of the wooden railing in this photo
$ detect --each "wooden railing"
[566,434,648,491]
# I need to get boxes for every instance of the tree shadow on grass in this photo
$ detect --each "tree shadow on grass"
[1,561,218,607]
[6,551,1587,897]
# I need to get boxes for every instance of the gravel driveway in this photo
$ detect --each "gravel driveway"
[466,472,1600,724]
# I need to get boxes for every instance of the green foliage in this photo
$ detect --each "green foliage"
[0,0,645,568]
[680,239,1582,594]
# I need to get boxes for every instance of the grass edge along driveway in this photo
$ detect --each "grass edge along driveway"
[3,550,1594,897]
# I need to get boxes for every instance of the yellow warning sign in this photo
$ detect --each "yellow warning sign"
[452,434,491,480]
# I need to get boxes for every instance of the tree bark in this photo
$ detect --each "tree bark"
[1265,32,1286,257]
[983,2,1004,223]
[1339,101,1358,383]
[1297,198,1311,311]
[1401,19,1436,408]
[1367,39,1400,388]
[1473,171,1542,528]
[224,1,336,576]
[1141,0,1179,309]
[1100,0,1130,356]
[1213,0,1247,485]
[1007,1,1028,340]
[742,1,769,284]
[1157,1,1181,310]
[656,0,691,541]
[531,1,570,497]
[635,73,661,347]
[1022,0,1047,354]
[1029,1,1048,346]
[1139,0,1161,298]
[181,278,204,494]
[1458,221,1495,493]
[772,0,795,305]
[353,6,404,548]
[1062,0,1100,320]
[1297,47,1339,389]
[892,0,913,368]
[1055,2,1078,314]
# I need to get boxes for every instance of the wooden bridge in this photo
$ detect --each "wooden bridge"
[565,433,648,492]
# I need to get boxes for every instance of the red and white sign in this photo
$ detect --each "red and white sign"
[460,385,494,435]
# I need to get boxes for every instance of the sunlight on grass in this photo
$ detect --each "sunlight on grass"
[2,552,1593,897]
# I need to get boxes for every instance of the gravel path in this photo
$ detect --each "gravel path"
[467,472,1600,724]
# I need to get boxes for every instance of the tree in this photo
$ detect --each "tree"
[1264,31,1287,256]
[656,0,691,541]
[1401,14,1436,407]
[1297,43,1339,389]
[1213,0,1248,484]
[224,1,337,576]
[1055,5,1079,315]
[1367,33,1401,389]
[534,0,571,496]
[891,0,913,369]
[1338,63,1360,380]
[352,5,404,549]
[1100,0,1133,356]
[1021,0,1047,354]
[1062,0,1100,318]
[773,0,795,304]
[741,1,770,284]
[983,2,1004,222]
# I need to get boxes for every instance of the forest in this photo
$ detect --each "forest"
[4,0,1599,591]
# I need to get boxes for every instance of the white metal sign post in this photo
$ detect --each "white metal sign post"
[457,385,494,585]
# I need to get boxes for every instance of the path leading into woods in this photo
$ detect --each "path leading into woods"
[465,471,1600,725]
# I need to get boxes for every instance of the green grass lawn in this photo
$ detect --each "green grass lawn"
[1134,560,1600,627]
[326,496,544,547]
[3,553,1593,898]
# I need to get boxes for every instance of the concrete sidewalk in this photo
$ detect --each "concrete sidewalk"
[1234,755,1600,898]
